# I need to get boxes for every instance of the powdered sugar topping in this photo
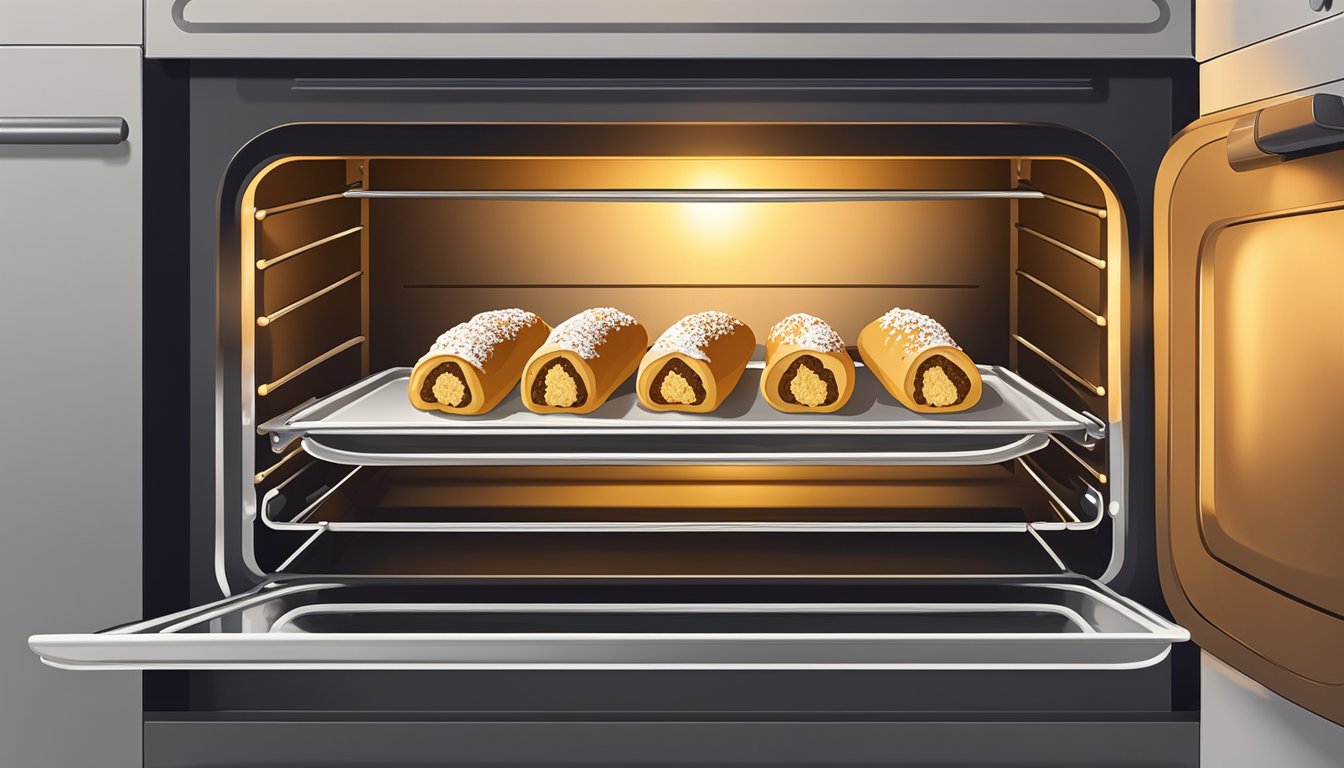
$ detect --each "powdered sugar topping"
[877,307,962,356]
[768,313,845,353]
[547,307,637,360]
[650,311,743,362]
[421,308,541,370]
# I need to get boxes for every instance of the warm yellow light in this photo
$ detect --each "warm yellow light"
[681,201,748,233]
[679,170,752,236]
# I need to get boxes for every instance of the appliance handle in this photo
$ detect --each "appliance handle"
[1228,94,1344,171]
[0,116,129,145]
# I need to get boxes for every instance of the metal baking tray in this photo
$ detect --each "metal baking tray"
[261,364,1103,467]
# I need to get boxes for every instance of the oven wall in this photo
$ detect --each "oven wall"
[241,142,1124,581]
[367,157,1012,368]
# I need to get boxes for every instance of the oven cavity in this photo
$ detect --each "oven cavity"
[236,130,1123,584]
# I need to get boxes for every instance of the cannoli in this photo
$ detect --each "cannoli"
[521,307,647,414]
[857,307,982,413]
[760,313,855,413]
[408,308,549,415]
[637,311,755,413]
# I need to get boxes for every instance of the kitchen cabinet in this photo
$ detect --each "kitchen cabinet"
[0,0,140,44]
[0,45,142,768]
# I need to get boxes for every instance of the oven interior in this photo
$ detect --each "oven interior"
[237,137,1124,584]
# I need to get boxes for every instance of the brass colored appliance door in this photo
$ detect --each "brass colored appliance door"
[1156,92,1344,726]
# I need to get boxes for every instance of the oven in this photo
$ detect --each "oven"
[16,60,1194,763]
[11,7,1344,765]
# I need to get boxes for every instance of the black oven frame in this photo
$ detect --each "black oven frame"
[140,57,1200,761]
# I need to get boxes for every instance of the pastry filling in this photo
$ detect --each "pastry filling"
[419,362,473,408]
[777,354,839,407]
[530,357,588,408]
[912,355,972,407]
[648,357,706,406]
[661,372,698,404]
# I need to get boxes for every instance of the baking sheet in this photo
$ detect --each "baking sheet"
[262,364,1102,466]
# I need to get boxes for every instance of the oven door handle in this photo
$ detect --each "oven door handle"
[0,117,129,145]
[1227,94,1344,171]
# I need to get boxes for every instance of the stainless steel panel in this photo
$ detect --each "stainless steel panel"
[0,0,140,44]
[0,46,141,768]
[146,0,1189,59]
[1201,652,1344,768]
[1201,17,1344,114]
[1196,0,1342,62]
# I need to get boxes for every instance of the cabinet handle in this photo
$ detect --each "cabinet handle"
[0,117,128,145]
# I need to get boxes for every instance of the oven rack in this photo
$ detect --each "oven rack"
[260,364,1103,467]
[259,465,1100,537]
[343,188,1046,203]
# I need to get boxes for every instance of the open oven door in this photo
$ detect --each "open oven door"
[30,572,1186,670]
[1156,89,1344,728]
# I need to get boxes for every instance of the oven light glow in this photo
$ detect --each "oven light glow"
[679,171,753,235]
[681,201,750,233]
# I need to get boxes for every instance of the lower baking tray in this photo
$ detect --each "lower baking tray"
[261,364,1103,467]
